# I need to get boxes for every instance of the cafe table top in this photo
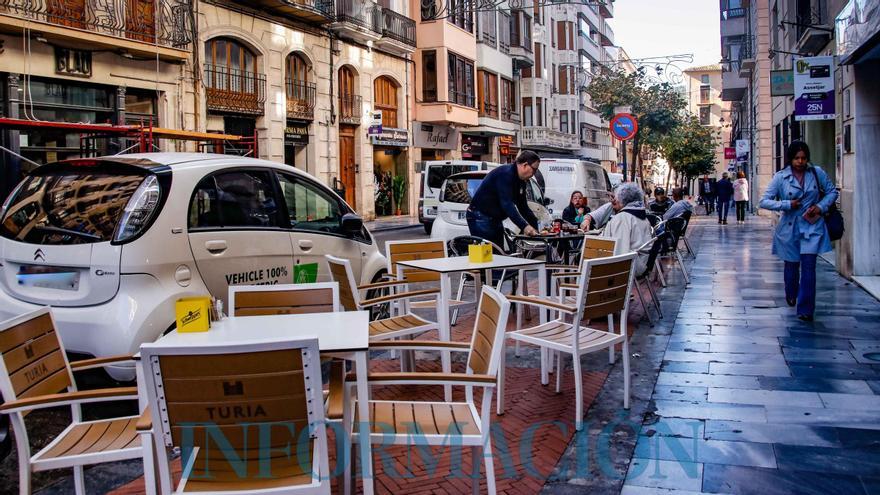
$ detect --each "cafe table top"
[143,311,370,354]
[395,254,546,274]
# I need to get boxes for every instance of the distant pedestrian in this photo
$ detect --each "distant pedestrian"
[700,177,716,215]
[733,171,749,224]
[716,173,734,224]
[759,141,838,322]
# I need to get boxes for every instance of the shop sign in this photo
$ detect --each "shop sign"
[284,123,310,146]
[498,135,517,155]
[368,111,383,135]
[370,127,409,147]
[413,122,458,150]
[461,135,489,154]
[735,139,749,161]
[55,47,92,78]
[724,147,736,159]
[794,56,835,121]
[770,70,794,96]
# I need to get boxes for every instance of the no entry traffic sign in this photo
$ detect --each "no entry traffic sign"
[610,113,638,141]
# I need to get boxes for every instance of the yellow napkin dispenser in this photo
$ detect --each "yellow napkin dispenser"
[176,296,212,333]
[468,243,493,263]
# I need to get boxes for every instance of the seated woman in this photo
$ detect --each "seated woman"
[602,182,653,275]
[562,190,588,225]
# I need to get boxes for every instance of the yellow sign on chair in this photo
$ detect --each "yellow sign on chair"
[468,243,493,263]
[176,296,212,333]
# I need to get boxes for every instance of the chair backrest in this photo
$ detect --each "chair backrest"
[325,255,361,311]
[0,308,74,405]
[229,283,340,317]
[573,252,637,325]
[466,286,511,378]
[385,239,447,283]
[448,235,507,257]
[580,235,616,262]
[666,217,687,244]
[140,338,327,489]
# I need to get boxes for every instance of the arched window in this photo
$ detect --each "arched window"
[286,53,315,120]
[204,38,264,115]
[338,66,359,124]
[373,76,398,128]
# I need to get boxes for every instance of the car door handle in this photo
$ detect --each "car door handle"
[205,240,227,253]
[298,240,313,251]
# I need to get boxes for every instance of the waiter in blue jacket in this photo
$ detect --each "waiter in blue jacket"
[467,150,541,248]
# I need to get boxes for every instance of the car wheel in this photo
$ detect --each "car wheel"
[424,222,433,235]
[365,271,391,321]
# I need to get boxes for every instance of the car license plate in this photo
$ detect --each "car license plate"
[17,265,80,291]
[457,211,467,219]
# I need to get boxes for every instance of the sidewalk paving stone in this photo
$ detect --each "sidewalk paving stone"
[701,464,870,495]
[707,388,824,408]
[624,459,704,492]
[633,437,777,469]
[703,421,842,448]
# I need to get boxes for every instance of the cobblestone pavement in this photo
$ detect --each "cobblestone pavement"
[547,215,880,495]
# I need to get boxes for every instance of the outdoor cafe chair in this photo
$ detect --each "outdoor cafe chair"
[661,217,691,285]
[633,236,665,325]
[384,239,475,326]
[504,253,637,431]
[0,307,142,495]
[342,286,511,495]
[137,337,331,494]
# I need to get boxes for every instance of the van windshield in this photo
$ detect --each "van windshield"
[0,171,146,245]
[443,178,483,204]
[427,164,479,190]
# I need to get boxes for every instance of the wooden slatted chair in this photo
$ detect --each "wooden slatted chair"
[504,253,637,430]
[385,239,475,325]
[228,283,340,317]
[0,307,142,495]
[342,286,511,495]
[326,255,441,343]
[138,338,330,494]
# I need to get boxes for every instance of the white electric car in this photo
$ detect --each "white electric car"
[0,153,388,380]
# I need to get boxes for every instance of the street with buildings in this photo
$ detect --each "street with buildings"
[0,0,879,494]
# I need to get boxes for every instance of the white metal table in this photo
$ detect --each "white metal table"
[134,311,376,495]
[395,255,548,401]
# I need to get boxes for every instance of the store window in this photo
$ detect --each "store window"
[189,171,280,229]
[374,76,399,128]
[422,50,437,102]
[448,52,475,107]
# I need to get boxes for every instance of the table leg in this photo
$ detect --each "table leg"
[439,273,453,402]
[355,351,374,495]
[538,263,549,385]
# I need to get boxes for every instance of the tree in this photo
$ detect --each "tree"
[586,67,686,185]
[658,115,718,188]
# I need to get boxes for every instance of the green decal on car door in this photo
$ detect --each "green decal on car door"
[293,263,318,283]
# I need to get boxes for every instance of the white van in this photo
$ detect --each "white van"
[418,160,498,234]
[535,158,612,216]
[609,173,624,189]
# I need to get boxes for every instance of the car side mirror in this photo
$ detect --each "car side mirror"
[542,197,552,206]
[340,213,363,234]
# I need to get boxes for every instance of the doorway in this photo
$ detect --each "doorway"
[339,125,357,209]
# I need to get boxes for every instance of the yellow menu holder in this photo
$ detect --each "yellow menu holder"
[176,296,212,333]
[468,243,493,263]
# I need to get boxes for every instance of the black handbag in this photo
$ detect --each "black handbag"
[810,167,844,241]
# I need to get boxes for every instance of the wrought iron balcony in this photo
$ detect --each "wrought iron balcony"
[721,8,746,20]
[334,0,382,36]
[241,0,333,23]
[0,0,193,50]
[380,8,415,48]
[204,64,266,116]
[339,93,362,125]
[286,80,317,120]
[479,102,498,119]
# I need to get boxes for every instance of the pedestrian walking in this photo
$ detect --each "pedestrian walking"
[759,141,838,322]
[467,150,541,247]
[733,171,749,224]
[700,176,716,215]
[716,172,734,224]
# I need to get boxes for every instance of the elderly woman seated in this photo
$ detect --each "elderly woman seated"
[601,182,653,275]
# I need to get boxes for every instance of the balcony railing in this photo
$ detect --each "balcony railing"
[501,106,520,123]
[204,64,266,115]
[721,8,746,20]
[520,127,579,150]
[449,89,475,108]
[283,0,334,18]
[339,93,362,124]
[381,8,415,46]
[286,80,317,120]
[480,102,498,119]
[0,0,193,48]
[335,0,381,34]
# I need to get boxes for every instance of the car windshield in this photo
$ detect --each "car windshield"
[427,165,479,190]
[443,178,483,204]
[0,170,146,245]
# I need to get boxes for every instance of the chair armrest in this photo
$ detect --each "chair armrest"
[559,283,578,292]
[0,387,138,414]
[550,271,581,279]
[369,340,470,352]
[366,372,496,387]
[507,295,577,313]
[326,361,345,421]
[358,279,408,291]
[69,354,135,372]
[545,264,577,270]
[136,408,152,432]
[360,288,440,307]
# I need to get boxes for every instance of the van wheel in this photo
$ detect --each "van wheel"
[365,272,391,321]
[423,222,433,235]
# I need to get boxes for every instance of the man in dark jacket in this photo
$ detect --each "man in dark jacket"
[715,172,734,224]
[467,150,540,248]
[648,187,674,216]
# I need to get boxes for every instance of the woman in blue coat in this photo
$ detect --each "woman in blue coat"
[759,141,838,321]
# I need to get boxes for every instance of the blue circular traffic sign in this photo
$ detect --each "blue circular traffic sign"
[610,113,638,141]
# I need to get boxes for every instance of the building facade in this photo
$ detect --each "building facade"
[684,64,730,178]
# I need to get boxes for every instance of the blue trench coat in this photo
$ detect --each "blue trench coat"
[759,165,838,262]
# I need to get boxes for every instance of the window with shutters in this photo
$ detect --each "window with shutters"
[501,77,518,122]
[422,50,437,102]
[448,52,475,107]
[285,52,315,120]
[536,97,543,126]
[533,43,542,78]
[559,65,567,94]
[522,97,532,126]
[498,12,510,53]
[557,21,565,50]
[477,70,498,118]
[477,8,496,46]
[374,76,399,128]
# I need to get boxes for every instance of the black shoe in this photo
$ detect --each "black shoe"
[786,298,797,307]
[723,220,728,225]
[797,314,814,322]
[718,220,723,224]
